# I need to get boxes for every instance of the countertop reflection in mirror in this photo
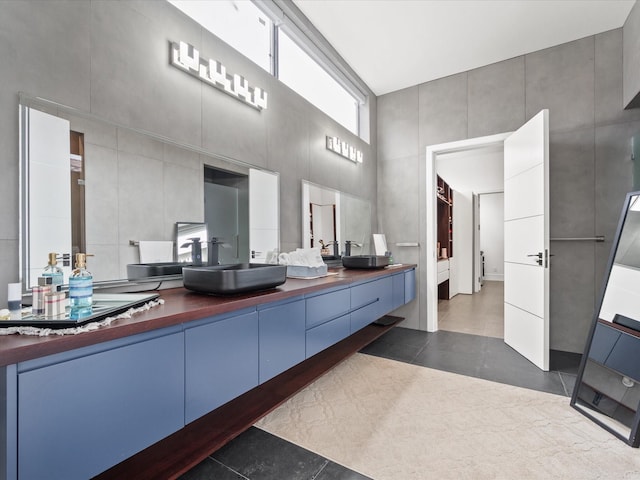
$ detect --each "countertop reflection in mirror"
[571,191,640,447]
[18,93,279,291]
[301,180,372,257]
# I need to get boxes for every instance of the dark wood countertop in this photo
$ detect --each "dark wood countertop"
[0,265,415,367]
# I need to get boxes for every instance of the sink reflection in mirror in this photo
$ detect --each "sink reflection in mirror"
[301,181,371,259]
[19,94,279,290]
[571,192,640,446]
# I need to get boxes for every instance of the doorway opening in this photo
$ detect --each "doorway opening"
[425,132,511,333]
[435,145,505,338]
[204,165,249,264]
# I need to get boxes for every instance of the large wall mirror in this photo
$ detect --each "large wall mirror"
[571,191,640,446]
[19,94,279,291]
[301,180,371,257]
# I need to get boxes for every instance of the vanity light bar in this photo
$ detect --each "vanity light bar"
[170,41,268,111]
[325,136,363,163]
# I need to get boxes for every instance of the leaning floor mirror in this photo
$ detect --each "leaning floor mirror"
[571,191,640,446]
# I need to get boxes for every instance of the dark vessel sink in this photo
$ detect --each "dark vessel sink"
[127,262,191,280]
[342,255,390,269]
[182,263,287,295]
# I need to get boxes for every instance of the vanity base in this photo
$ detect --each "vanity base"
[94,322,394,480]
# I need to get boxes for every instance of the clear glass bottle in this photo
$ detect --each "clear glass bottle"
[69,253,93,319]
[42,252,64,291]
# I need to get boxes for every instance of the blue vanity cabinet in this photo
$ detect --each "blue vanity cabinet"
[405,268,416,304]
[590,322,640,382]
[184,309,259,424]
[305,287,351,358]
[350,276,393,333]
[17,327,184,480]
[258,297,306,383]
[589,322,621,364]
[392,272,405,310]
[306,313,351,358]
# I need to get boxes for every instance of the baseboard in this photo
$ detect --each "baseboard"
[550,349,582,372]
[483,274,503,282]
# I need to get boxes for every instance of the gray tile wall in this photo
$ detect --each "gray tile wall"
[0,1,377,304]
[624,1,640,107]
[379,27,640,353]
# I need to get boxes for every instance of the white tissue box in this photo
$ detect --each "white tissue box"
[286,264,328,278]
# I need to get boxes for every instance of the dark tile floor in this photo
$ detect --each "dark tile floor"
[180,327,582,479]
[180,426,371,480]
[360,327,581,397]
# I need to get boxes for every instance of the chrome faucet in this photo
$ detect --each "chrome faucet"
[344,240,362,256]
[325,240,340,258]
[181,237,203,266]
[207,237,224,266]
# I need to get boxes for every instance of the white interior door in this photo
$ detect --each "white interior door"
[503,109,549,370]
[22,107,72,287]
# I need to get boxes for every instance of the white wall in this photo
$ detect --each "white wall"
[452,190,473,294]
[480,192,504,281]
[436,144,504,192]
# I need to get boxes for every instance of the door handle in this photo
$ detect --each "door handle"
[527,252,543,266]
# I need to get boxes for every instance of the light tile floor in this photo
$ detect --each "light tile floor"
[438,280,504,338]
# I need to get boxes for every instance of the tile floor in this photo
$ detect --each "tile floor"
[438,280,504,338]
[180,282,583,480]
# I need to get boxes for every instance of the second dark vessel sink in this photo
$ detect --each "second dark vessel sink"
[182,263,287,295]
[342,255,390,269]
[127,262,191,280]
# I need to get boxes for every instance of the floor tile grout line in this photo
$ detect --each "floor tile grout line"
[210,457,250,480]
[310,459,330,480]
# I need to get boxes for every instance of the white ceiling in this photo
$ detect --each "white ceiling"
[293,0,635,96]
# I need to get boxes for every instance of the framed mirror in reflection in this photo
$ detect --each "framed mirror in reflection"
[301,181,372,259]
[19,94,279,291]
[571,192,640,446]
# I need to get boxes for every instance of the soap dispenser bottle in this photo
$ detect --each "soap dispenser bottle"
[43,252,64,291]
[69,253,93,319]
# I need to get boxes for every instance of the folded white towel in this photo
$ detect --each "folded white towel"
[138,241,174,263]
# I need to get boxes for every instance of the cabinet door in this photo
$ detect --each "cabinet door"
[259,298,306,383]
[392,273,405,310]
[405,268,416,304]
[185,310,259,424]
[18,330,184,480]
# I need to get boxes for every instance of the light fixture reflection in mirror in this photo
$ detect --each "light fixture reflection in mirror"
[19,94,280,291]
[301,180,371,257]
[571,191,640,447]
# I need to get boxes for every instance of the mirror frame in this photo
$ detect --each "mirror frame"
[18,92,279,292]
[570,190,640,447]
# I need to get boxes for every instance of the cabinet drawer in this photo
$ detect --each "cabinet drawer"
[306,287,351,329]
[306,313,351,358]
[18,331,184,480]
[437,260,449,273]
[351,277,392,313]
[351,300,380,333]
